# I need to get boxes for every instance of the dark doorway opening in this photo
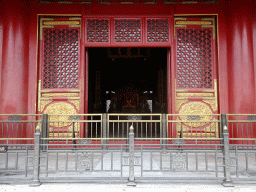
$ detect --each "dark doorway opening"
[88,47,168,114]
[87,47,167,138]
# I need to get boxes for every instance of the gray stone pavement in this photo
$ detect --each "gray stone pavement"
[1,183,256,192]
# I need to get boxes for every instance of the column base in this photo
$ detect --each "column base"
[29,180,41,187]
[222,179,234,187]
[127,181,136,186]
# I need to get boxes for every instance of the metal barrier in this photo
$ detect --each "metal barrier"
[107,114,162,148]
[0,115,42,183]
[0,114,42,147]
[0,113,256,186]
[225,114,256,184]
[44,114,102,148]
[166,114,221,149]
[227,114,256,147]
[107,114,162,139]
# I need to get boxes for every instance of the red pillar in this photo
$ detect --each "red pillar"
[0,3,28,115]
[253,8,256,114]
[0,3,29,142]
[227,4,255,114]
[218,12,229,114]
[227,4,255,143]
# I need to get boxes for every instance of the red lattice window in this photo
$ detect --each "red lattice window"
[43,28,79,89]
[147,19,169,42]
[115,19,141,42]
[176,28,213,88]
[87,19,109,42]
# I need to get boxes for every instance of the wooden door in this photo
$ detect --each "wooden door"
[172,17,219,138]
[38,16,85,139]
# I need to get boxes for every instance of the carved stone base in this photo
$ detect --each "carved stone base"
[127,181,136,186]
[29,180,41,187]
[222,179,234,187]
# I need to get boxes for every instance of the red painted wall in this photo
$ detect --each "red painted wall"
[0,0,255,116]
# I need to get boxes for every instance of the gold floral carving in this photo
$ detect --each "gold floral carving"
[68,99,80,111]
[179,102,212,127]
[43,21,80,26]
[42,93,79,97]
[175,99,188,111]
[49,133,78,138]
[40,100,53,112]
[177,93,213,97]
[176,21,212,25]
[44,102,77,127]
[177,132,216,137]
[40,17,81,40]
[48,126,80,132]
[174,17,216,39]
[203,99,217,112]
[177,121,219,137]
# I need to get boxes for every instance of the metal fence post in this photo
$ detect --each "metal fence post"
[41,114,48,151]
[127,125,136,186]
[162,114,167,150]
[221,114,233,187]
[30,125,41,187]
[102,113,107,150]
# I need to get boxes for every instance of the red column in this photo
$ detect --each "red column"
[218,12,229,114]
[253,8,256,114]
[0,4,28,115]
[253,8,256,141]
[0,27,2,99]
[226,4,255,143]
[0,3,29,142]
[227,4,255,114]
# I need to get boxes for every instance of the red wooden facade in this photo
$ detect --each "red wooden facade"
[0,0,255,138]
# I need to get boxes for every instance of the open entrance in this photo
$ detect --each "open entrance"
[87,47,168,138]
[88,47,168,114]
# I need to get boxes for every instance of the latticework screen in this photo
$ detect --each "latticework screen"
[42,28,79,89]
[147,19,169,42]
[87,19,109,42]
[176,28,213,89]
[114,19,141,42]
[85,17,170,46]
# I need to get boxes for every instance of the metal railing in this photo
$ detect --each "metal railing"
[107,114,162,148]
[0,113,256,187]
[165,114,221,149]
[0,114,42,148]
[0,115,42,183]
[41,114,102,149]
[227,114,256,148]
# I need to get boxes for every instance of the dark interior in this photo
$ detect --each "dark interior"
[88,47,168,114]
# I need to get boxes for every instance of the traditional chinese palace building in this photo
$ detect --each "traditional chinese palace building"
[0,0,255,139]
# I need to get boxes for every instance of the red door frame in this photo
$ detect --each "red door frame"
[82,15,173,114]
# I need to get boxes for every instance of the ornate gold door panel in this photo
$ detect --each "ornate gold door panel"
[38,16,84,139]
[174,17,218,138]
